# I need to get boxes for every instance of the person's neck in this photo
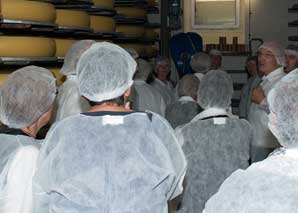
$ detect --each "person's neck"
[21,124,38,138]
[89,104,131,113]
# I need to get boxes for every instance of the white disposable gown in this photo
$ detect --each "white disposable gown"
[34,111,186,213]
[0,134,39,213]
[175,108,253,213]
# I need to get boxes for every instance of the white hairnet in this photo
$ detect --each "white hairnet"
[60,40,96,76]
[177,74,200,98]
[190,52,211,73]
[285,44,298,57]
[198,70,233,109]
[134,58,153,81]
[0,66,56,128]
[77,42,137,102]
[259,41,285,66]
[209,49,222,56]
[267,70,298,148]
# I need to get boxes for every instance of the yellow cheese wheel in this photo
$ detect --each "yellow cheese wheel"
[54,39,77,57]
[0,70,14,86]
[47,67,66,86]
[1,0,56,23]
[117,43,145,56]
[116,25,145,37]
[55,10,90,28]
[92,0,114,9]
[0,36,56,57]
[145,28,159,39]
[115,7,146,18]
[90,16,115,32]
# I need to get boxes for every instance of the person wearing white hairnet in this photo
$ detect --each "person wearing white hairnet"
[239,56,262,119]
[175,70,253,213]
[151,57,177,105]
[0,66,56,213]
[209,49,222,70]
[190,52,211,81]
[33,42,186,213]
[165,74,203,129]
[133,58,166,116]
[248,41,286,163]
[53,40,95,122]
[284,44,298,73]
[203,70,298,213]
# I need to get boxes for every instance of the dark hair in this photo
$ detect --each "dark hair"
[88,95,125,107]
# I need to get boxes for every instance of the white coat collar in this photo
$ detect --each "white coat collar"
[134,79,146,84]
[67,75,78,81]
[192,107,228,121]
[178,96,195,102]
[262,66,284,82]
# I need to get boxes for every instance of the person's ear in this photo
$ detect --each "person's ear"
[124,87,131,97]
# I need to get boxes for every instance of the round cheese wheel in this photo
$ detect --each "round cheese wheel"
[55,9,90,28]
[0,36,56,57]
[145,28,159,39]
[54,39,77,57]
[92,0,114,9]
[1,0,56,23]
[115,7,146,18]
[0,70,13,86]
[116,25,145,37]
[90,16,115,32]
[117,43,145,56]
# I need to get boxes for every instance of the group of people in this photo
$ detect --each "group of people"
[0,39,297,213]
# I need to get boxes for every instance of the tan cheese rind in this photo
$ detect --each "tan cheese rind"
[1,0,56,23]
[55,10,90,28]
[0,70,13,86]
[90,16,115,32]
[54,39,77,57]
[92,0,114,9]
[0,36,56,57]
[116,25,145,37]
[115,7,146,18]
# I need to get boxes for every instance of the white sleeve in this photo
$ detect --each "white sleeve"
[3,146,39,213]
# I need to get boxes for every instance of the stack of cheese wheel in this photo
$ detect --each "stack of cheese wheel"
[55,9,90,29]
[116,25,145,38]
[1,0,56,23]
[0,36,56,57]
[92,0,114,9]
[115,7,146,18]
[54,39,77,57]
[90,16,115,32]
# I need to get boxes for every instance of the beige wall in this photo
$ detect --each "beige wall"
[183,0,247,44]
